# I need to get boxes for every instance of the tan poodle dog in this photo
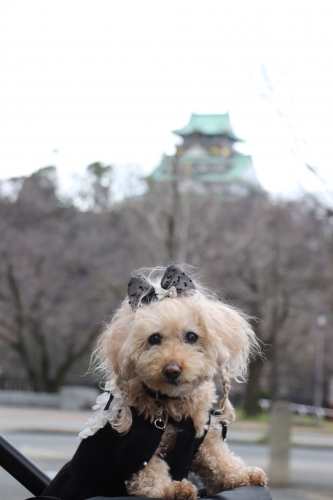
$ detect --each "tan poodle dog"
[91,265,267,498]
[44,265,267,500]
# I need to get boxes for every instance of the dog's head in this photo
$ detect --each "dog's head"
[97,267,257,400]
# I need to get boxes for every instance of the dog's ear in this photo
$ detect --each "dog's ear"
[199,301,258,424]
[105,301,136,380]
[200,301,257,378]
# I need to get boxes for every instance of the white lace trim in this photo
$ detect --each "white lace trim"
[78,379,125,441]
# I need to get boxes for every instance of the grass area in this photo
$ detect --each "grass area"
[235,407,333,431]
[255,434,269,444]
[292,414,333,431]
[235,408,269,423]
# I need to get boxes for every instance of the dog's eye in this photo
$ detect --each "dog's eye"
[185,332,198,343]
[148,333,163,346]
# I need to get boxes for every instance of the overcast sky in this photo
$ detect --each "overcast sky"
[0,0,332,200]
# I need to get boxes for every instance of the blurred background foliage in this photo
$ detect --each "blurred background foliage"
[0,163,332,418]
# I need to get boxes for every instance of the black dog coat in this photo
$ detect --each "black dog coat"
[43,407,210,500]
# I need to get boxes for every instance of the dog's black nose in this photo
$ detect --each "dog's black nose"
[164,362,181,381]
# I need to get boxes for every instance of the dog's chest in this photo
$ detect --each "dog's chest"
[157,423,178,458]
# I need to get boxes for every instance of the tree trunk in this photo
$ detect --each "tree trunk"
[243,355,264,416]
[166,160,181,260]
[269,344,279,402]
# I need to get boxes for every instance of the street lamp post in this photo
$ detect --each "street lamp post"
[314,313,327,409]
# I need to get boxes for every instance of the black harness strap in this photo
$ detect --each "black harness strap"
[222,421,227,441]
[104,393,114,410]
[210,409,228,441]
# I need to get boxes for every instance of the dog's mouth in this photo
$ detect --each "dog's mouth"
[166,378,180,386]
[142,377,201,400]
[142,382,181,400]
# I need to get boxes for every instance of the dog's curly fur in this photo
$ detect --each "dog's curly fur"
[92,266,267,498]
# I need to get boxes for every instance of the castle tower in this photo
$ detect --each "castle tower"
[149,113,261,197]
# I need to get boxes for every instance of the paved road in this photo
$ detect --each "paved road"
[1,432,332,500]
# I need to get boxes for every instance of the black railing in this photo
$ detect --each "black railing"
[0,375,34,392]
[0,374,99,392]
[0,435,51,495]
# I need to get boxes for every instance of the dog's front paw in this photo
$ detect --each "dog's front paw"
[223,466,267,489]
[247,466,267,486]
[168,478,198,500]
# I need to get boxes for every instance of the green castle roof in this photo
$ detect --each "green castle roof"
[173,113,243,141]
[148,151,254,184]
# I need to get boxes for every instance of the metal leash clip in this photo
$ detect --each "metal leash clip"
[154,417,166,430]
[154,403,167,429]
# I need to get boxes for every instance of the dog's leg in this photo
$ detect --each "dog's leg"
[191,418,267,492]
[126,454,198,499]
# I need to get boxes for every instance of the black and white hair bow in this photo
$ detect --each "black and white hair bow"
[127,265,196,310]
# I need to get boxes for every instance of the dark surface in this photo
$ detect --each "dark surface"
[26,487,272,500]
[210,486,272,499]
[84,489,272,500]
